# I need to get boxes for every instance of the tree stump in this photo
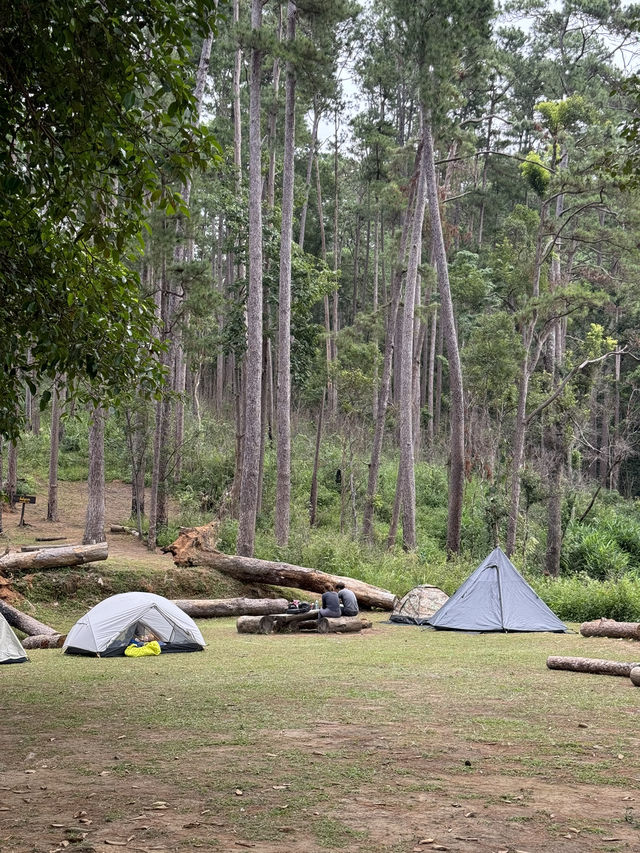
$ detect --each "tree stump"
[580,618,640,640]
[547,655,640,677]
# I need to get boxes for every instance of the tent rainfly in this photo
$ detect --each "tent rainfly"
[63,592,206,656]
[0,612,28,664]
[390,585,449,625]
[427,547,567,633]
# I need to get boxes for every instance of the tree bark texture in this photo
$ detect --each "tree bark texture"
[0,599,60,637]
[47,378,63,522]
[274,0,297,548]
[236,614,276,634]
[83,405,105,545]
[236,0,264,557]
[168,523,398,610]
[423,115,465,557]
[547,656,640,677]
[0,542,108,573]
[21,633,66,649]
[580,619,640,640]
[173,597,289,618]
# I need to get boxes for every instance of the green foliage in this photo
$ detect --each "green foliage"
[0,0,222,439]
[520,152,550,197]
[533,575,640,622]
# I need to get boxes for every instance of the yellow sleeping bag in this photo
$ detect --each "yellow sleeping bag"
[124,640,161,657]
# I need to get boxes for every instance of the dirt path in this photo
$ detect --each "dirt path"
[1,480,176,568]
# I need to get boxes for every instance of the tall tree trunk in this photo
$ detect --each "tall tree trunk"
[265,5,283,209]
[274,1,297,548]
[330,109,340,417]
[361,161,417,544]
[423,115,465,556]
[427,305,437,446]
[434,315,443,436]
[545,426,563,577]
[236,0,264,557]
[83,405,105,545]
[298,103,320,251]
[6,441,17,510]
[47,378,63,522]
[396,119,428,550]
[372,208,380,420]
[309,389,325,528]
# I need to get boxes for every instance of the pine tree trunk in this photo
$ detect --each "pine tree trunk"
[83,405,105,545]
[236,0,264,557]
[427,306,437,446]
[423,115,464,556]
[361,164,417,544]
[309,389,325,528]
[47,379,63,522]
[396,125,427,550]
[298,103,320,251]
[6,441,18,510]
[274,0,297,548]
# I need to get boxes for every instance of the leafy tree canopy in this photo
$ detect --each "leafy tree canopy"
[0,0,220,439]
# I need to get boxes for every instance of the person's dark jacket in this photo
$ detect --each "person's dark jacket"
[319,591,341,618]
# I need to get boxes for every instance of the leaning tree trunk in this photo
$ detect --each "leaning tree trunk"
[423,114,465,557]
[0,599,61,636]
[83,404,105,545]
[236,0,264,557]
[274,0,297,548]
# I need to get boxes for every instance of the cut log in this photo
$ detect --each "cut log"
[21,633,66,649]
[167,523,398,611]
[317,616,373,634]
[0,599,59,637]
[547,655,640,677]
[236,615,276,634]
[173,597,289,618]
[0,542,108,573]
[110,525,140,536]
[20,542,81,552]
[630,667,640,687]
[35,537,68,542]
[579,618,640,640]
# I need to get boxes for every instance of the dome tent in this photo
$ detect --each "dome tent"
[63,592,205,656]
[390,585,449,625]
[0,612,28,664]
[427,547,567,633]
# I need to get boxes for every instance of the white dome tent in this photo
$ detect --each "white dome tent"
[0,612,28,664]
[63,592,206,656]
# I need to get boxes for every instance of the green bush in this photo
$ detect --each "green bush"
[533,574,640,622]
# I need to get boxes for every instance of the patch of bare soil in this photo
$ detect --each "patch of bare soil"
[1,481,178,570]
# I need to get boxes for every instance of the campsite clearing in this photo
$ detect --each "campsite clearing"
[2,616,640,852]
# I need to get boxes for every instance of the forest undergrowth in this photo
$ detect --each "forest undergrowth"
[13,410,640,622]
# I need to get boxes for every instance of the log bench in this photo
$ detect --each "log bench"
[237,612,373,635]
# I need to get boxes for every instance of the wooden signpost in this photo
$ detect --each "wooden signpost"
[16,494,36,527]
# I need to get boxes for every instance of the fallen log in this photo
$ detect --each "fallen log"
[174,597,289,618]
[21,633,66,649]
[236,615,276,634]
[0,542,108,573]
[0,599,59,637]
[580,618,640,640]
[317,616,373,634]
[167,524,397,611]
[110,525,140,537]
[630,667,640,687]
[21,542,81,552]
[35,537,67,542]
[547,655,640,677]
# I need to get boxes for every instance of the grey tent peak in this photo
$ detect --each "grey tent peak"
[427,547,567,633]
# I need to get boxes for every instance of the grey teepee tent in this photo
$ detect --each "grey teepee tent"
[0,612,28,664]
[427,547,567,633]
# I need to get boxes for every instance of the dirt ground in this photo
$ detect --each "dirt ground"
[2,483,640,852]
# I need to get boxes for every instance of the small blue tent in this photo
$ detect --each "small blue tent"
[427,547,567,633]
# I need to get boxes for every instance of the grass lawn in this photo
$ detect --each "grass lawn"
[1,614,640,853]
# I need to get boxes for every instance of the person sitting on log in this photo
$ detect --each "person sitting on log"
[318,586,341,619]
[335,582,359,617]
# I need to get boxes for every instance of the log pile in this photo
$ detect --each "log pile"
[579,618,640,640]
[168,523,397,611]
[237,612,373,635]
